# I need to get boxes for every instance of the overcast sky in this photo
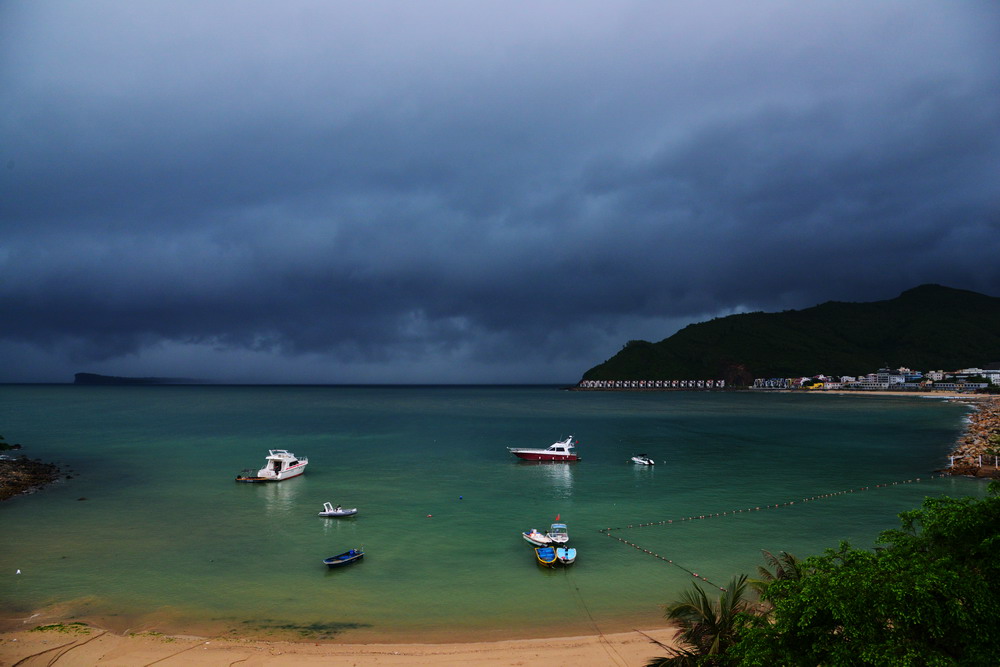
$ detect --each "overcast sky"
[2,1,998,384]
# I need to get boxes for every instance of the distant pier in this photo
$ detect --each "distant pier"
[572,379,726,391]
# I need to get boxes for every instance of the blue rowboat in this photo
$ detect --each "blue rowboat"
[323,548,364,568]
[535,546,556,567]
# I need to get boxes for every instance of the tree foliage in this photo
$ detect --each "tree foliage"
[582,284,1000,381]
[732,482,1000,666]
[651,483,1000,665]
[646,575,753,666]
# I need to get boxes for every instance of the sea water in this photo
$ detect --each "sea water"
[0,385,987,641]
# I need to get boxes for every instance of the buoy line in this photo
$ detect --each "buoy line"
[605,531,727,591]
[599,473,949,592]
[600,474,946,533]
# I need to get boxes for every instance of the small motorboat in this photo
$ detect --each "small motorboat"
[535,546,557,567]
[556,547,577,565]
[235,449,308,482]
[522,529,553,546]
[631,454,655,466]
[508,436,580,462]
[323,548,364,568]
[546,522,569,544]
[318,502,358,517]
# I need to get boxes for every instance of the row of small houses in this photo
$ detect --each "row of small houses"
[753,378,990,392]
[577,379,726,389]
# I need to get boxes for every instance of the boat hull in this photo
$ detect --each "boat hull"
[556,547,577,565]
[324,549,364,568]
[319,508,358,517]
[271,464,307,480]
[511,452,579,462]
[522,531,553,546]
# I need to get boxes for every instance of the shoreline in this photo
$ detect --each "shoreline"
[0,623,678,666]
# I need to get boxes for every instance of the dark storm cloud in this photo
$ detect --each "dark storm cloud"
[2,1,999,382]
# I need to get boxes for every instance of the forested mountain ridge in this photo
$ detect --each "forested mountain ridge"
[580,285,1000,384]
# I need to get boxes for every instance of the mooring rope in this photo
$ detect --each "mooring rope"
[600,473,948,591]
[563,569,629,667]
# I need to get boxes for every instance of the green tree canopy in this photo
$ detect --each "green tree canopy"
[733,482,1000,666]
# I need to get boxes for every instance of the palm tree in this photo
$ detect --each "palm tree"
[644,574,752,666]
[749,550,802,597]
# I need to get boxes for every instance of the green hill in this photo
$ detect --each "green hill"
[580,284,1000,384]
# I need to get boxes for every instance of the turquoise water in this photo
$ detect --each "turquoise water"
[0,386,987,641]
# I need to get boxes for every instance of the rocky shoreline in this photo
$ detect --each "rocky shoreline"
[0,436,63,501]
[945,397,1000,478]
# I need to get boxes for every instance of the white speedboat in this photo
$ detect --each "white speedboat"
[508,436,579,462]
[235,449,308,482]
[319,502,357,517]
[631,454,655,466]
[522,529,553,546]
[546,522,569,543]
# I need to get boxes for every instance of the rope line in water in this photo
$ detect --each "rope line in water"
[599,473,947,592]
[601,474,944,533]
[563,570,629,667]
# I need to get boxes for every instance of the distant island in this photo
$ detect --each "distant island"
[74,373,206,385]
[580,284,1000,385]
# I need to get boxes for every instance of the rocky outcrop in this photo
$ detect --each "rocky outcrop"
[0,456,62,501]
[947,397,1000,478]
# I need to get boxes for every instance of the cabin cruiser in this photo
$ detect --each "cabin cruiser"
[235,449,308,482]
[508,436,579,462]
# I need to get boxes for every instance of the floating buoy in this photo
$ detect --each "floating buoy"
[426,514,433,518]
[16,569,21,575]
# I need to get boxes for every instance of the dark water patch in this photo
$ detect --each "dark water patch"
[239,618,370,638]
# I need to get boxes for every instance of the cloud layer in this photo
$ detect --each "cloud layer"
[2,1,999,382]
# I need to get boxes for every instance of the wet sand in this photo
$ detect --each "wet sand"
[0,624,678,666]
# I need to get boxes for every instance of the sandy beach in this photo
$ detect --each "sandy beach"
[0,624,678,666]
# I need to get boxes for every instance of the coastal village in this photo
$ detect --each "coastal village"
[577,363,1000,479]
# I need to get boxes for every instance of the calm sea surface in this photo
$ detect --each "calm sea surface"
[0,385,987,641]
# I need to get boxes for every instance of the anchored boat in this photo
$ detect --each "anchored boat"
[508,436,579,462]
[546,522,569,544]
[323,548,364,568]
[235,449,308,482]
[534,546,557,567]
[556,547,577,565]
[318,502,358,517]
[522,529,554,546]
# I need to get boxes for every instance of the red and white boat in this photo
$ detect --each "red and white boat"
[508,436,579,462]
[235,449,308,482]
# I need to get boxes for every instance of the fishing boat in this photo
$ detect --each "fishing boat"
[235,449,308,482]
[547,522,569,543]
[534,546,557,567]
[522,529,553,546]
[631,454,655,466]
[318,502,358,517]
[508,436,579,462]
[556,547,577,565]
[323,548,364,568]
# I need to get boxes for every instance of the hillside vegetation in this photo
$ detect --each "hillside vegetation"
[581,284,1000,383]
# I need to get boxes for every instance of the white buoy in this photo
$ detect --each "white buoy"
[16,569,21,574]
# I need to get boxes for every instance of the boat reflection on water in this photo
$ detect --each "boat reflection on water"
[517,459,574,498]
[257,477,304,516]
